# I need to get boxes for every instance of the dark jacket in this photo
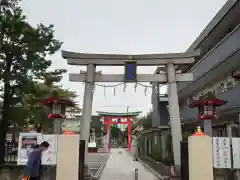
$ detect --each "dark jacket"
[25,148,42,177]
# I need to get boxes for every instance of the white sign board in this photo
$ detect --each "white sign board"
[17,133,58,165]
[212,137,231,168]
[17,133,42,165]
[41,135,58,165]
[232,138,240,169]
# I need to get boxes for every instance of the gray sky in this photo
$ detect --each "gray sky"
[21,0,227,115]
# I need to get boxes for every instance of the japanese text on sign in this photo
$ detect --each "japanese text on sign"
[232,138,240,168]
[212,137,231,169]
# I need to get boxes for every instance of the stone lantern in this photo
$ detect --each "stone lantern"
[189,92,227,135]
[40,94,75,134]
[189,92,226,120]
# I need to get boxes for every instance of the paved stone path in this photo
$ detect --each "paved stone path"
[100,148,158,180]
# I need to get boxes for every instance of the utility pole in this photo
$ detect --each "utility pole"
[126,106,129,115]
[126,106,129,132]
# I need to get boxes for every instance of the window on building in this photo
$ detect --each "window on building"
[220,83,224,89]
[226,79,233,88]
[192,96,197,100]
[186,99,191,106]
[233,77,240,84]
[216,83,224,94]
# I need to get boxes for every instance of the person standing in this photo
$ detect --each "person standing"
[133,141,140,161]
[24,141,49,180]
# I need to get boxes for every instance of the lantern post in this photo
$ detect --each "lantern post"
[189,92,227,136]
[40,96,75,134]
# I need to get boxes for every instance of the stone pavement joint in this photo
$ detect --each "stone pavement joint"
[100,148,160,180]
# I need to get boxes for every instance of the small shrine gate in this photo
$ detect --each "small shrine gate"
[97,111,141,152]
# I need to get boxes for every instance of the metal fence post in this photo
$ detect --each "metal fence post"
[134,168,138,180]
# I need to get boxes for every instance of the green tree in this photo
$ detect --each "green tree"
[110,125,122,140]
[0,0,62,162]
[9,75,77,142]
[123,123,137,137]
[22,80,77,127]
[138,111,152,129]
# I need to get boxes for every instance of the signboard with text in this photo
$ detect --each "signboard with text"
[17,133,42,165]
[124,61,137,82]
[41,134,58,165]
[212,137,231,168]
[17,133,58,165]
[232,138,240,168]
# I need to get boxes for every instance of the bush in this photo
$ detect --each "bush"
[150,145,162,162]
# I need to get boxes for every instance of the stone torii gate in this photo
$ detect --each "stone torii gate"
[62,50,200,166]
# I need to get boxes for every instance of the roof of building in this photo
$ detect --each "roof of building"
[153,0,240,74]
[187,0,239,52]
[183,0,240,72]
[96,111,142,116]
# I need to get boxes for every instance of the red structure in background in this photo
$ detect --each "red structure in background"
[97,111,141,152]
[105,116,132,152]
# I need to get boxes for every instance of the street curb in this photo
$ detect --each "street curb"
[92,154,109,180]
[137,158,169,180]
[124,149,169,180]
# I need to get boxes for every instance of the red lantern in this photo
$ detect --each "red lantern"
[40,97,74,119]
[189,94,227,120]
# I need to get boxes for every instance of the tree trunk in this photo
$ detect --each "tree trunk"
[0,82,11,163]
[0,56,12,164]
